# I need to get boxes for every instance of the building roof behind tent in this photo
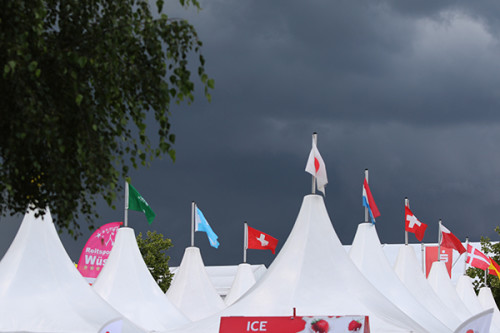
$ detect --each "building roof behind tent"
[93,227,189,331]
[348,223,453,332]
[0,208,144,333]
[393,244,462,330]
[166,246,226,321]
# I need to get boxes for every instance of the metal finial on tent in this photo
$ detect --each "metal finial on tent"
[243,222,248,263]
[124,180,129,227]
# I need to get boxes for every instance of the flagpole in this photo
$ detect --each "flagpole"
[404,197,409,246]
[364,169,369,223]
[311,132,317,194]
[421,242,425,273]
[464,236,469,275]
[243,222,248,263]
[191,201,195,247]
[124,180,129,227]
[438,219,442,262]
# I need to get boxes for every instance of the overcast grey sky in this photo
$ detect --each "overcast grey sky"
[2,0,500,268]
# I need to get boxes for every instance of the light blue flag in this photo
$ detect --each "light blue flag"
[195,206,220,248]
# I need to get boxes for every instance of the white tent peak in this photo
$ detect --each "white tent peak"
[478,287,500,331]
[393,244,461,330]
[349,222,453,332]
[427,261,472,321]
[456,275,484,315]
[0,207,144,333]
[214,194,424,332]
[166,246,226,321]
[93,226,189,331]
[224,262,257,306]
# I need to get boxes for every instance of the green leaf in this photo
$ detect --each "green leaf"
[75,94,83,106]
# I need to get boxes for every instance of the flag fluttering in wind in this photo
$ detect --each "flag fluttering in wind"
[195,206,220,248]
[127,183,156,224]
[404,206,427,242]
[466,244,491,271]
[246,225,278,254]
[362,178,380,224]
[488,257,500,278]
[440,224,466,254]
[305,139,328,195]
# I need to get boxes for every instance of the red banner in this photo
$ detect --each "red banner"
[220,315,369,333]
[425,246,453,278]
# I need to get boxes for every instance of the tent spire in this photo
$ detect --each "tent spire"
[243,222,248,263]
[437,219,442,262]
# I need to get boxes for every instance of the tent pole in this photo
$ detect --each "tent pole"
[437,219,442,262]
[124,180,129,228]
[364,169,369,222]
[191,201,195,247]
[311,133,317,194]
[243,222,248,263]
[404,197,409,245]
[463,237,469,275]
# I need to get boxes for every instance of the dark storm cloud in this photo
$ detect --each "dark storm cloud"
[2,0,500,268]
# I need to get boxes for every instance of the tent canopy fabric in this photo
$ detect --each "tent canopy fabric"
[166,194,429,333]
[349,223,453,332]
[478,287,500,331]
[166,246,226,321]
[427,261,473,321]
[0,208,144,333]
[393,244,461,330]
[223,263,257,306]
[456,275,484,315]
[93,227,189,331]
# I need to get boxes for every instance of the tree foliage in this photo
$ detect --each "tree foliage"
[466,226,500,307]
[136,230,174,292]
[0,1,213,236]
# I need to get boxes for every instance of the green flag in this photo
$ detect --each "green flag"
[128,183,156,224]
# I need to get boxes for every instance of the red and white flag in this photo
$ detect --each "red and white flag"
[246,225,278,254]
[440,224,466,254]
[305,140,328,194]
[466,244,491,271]
[404,206,427,242]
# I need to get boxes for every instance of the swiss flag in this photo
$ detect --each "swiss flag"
[466,244,491,271]
[305,140,328,195]
[404,206,427,242]
[247,225,278,254]
[440,224,466,254]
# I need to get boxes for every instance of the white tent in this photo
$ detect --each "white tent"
[349,223,453,332]
[478,287,500,331]
[93,227,190,331]
[427,261,472,321]
[166,194,430,332]
[393,244,462,330]
[223,263,257,306]
[0,208,144,333]
[456,275,484,315]
[166,246,226,321]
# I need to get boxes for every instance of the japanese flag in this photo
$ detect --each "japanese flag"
[305,140,328,194]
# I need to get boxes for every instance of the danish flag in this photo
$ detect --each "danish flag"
[404,206,427,242]
[466,244,491,271]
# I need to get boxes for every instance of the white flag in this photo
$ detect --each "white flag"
[305,140,328,194]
